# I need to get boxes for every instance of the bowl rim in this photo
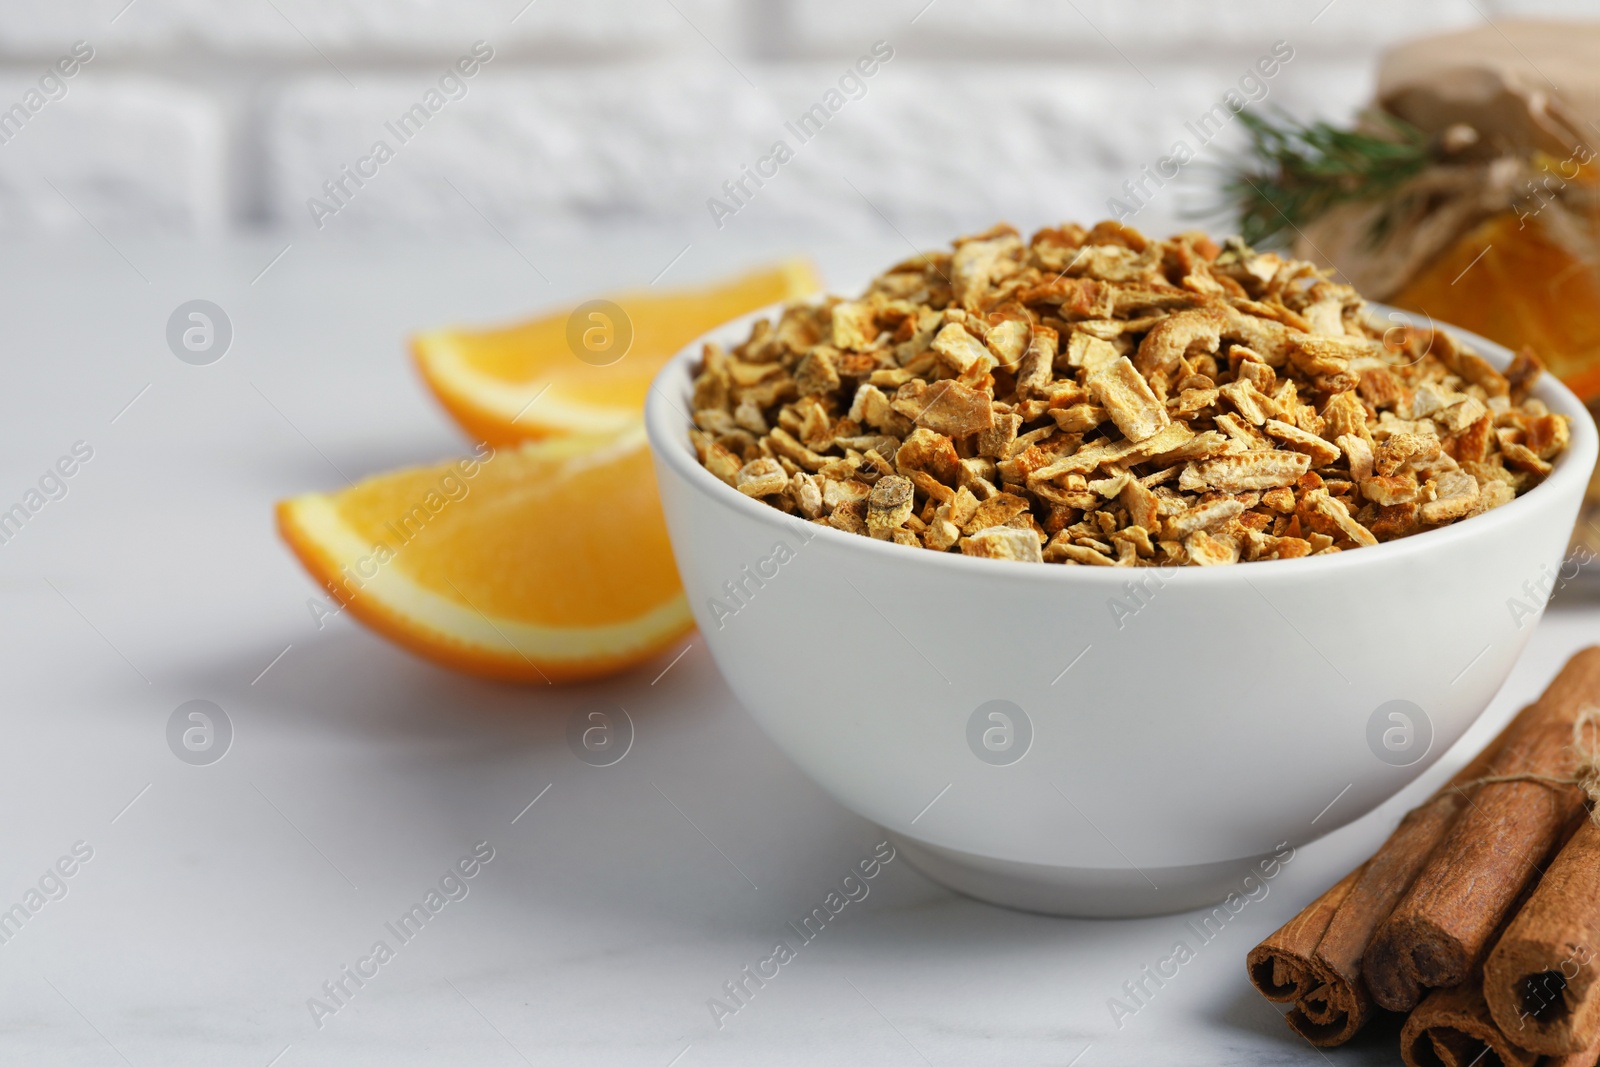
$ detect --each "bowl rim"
[645,301,1599,585]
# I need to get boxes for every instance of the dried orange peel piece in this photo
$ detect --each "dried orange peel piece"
[277,424,691,683]
[412,258,821,444]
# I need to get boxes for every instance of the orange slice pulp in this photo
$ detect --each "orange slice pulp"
[277,425,691,683]
[412,258,820,444]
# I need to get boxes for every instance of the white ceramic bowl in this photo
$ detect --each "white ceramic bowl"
[645,306,1598,917]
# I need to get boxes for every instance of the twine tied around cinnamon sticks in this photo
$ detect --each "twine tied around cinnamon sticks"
[1449,705,1600,823]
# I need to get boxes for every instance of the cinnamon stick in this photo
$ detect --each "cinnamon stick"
[1545,1031,1600,1067]
[1401,980,1540,1067]
[1367,647,1600,1012]
[1486,819,1600,1054]
[1247,864,1364,1034]
[1246,713,1513,1044]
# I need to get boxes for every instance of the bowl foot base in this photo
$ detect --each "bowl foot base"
[890,835,1276,918]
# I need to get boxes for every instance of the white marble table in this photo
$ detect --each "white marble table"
[2,234,1595,1066]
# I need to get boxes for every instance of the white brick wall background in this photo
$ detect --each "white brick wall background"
[0,0,1584,240]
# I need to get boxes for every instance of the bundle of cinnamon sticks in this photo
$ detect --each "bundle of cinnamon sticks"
[1248,647,1600,1067]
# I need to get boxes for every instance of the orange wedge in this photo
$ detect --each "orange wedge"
[276,425,691,683]
[412,258,820,444]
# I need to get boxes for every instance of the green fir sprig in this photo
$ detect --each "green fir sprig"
[1222,109,1434,248]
